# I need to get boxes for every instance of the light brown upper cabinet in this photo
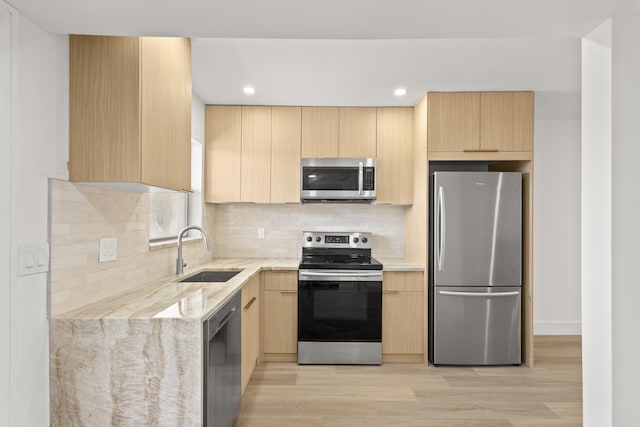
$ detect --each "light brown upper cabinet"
[205,106,242,202]
[241,106,272,203]
[480,92,534,152]
[69,36,192,191]
[427,91,533,154]
[271,107,302,203]
[376,108,414,204]
[338,107,377,158]
[427,92,481,152]
[301,107,340,157]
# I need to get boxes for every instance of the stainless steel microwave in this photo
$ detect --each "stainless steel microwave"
[300,158,376,203]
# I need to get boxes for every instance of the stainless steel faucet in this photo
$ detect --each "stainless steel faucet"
[176,225,211,275]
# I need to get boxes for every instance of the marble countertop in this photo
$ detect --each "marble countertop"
[53,257,423,321]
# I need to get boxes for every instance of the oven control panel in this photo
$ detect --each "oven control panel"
[302,231,372,249]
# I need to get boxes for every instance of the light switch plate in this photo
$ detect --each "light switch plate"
[99,238,117,262]
[258,228,265,239]
[18,243,50,276]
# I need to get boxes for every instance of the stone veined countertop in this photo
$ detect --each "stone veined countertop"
[52,257,423,321]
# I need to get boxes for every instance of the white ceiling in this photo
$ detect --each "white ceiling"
[8,0,627,107]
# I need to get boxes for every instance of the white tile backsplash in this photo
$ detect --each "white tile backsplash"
[49,179,407,316]
[207,203,406,259]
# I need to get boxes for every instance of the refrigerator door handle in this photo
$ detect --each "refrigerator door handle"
[438,290,520,297]
[437,185,446,271]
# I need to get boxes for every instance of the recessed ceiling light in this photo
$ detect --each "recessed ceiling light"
[394,88,407,97]
[243,86,255,95]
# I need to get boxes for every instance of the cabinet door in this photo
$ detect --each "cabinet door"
[262,271,297,358]
[69,35,142,184]
[205,106,242,202]
[241,106,272,202]
[241,275,260,395]
[140,37,192,191]
[427,92,480,152]
[338,107,377,158]
[301,107,339,158]
[480,92,534,152]
[376,108,413,204]
[382,272,424,356]
[271,107,301,203]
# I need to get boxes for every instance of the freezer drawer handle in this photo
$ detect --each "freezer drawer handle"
[438,290,520,297]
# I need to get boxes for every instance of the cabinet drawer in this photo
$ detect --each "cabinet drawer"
[383,271,423,292]
[263,271,298,291]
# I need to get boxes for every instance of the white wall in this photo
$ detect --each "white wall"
[1,3,13,425]
[5,5,68,425]
[581,19,612,426]
[533,92,583,335]
[611,5,640,424]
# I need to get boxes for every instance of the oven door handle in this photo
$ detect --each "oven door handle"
[299,270,383,282]
[301,271,381,277]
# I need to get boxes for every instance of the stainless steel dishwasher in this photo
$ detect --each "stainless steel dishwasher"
[203,291,241,427]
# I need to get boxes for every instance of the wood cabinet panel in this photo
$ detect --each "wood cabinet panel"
[301,107,339,158]
[383,271,423,292]
[271,107,301,203]
[140,37,192,191]
[241,106,272,203]
[480,92,534,152]
[241,275,260,395]
[376,107,414,204]
[262,271,297,356]
[338,107,377,158]
[263,271,298,291]
[69,35,191,191]
[69,36,141,183]
[204,106,242,202]
[427,92,480,152]
[262,290,297,354]
[382,272,424,356]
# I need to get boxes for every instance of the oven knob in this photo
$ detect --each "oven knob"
[316,237,321,242]
[353,237,359,243]
[306,236,312,242]
[362,237,368,243]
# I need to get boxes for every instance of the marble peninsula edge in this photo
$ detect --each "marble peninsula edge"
[49,257,423,426]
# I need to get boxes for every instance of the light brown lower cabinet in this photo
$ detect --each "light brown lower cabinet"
[241,275,260,395]
[262,271,298,362]
[382,271,424,362]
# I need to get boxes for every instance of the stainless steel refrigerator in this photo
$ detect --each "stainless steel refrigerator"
[429,171,522,365]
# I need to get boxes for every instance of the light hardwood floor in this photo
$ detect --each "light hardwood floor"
[235,336,582,426]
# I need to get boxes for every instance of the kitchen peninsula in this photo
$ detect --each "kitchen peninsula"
[49,258,422,426]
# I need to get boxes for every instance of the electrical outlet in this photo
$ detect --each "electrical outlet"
[258,228,265,239]
[99,238,118,262]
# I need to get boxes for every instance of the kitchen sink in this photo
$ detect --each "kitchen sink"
[179,269,243,283]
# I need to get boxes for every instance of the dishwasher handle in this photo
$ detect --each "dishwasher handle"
[208,306,237,340]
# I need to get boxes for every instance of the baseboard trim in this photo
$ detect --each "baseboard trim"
[534,321,582,335]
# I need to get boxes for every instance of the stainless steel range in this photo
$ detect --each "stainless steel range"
[298,231,383,365]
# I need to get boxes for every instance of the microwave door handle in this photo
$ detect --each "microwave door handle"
[358,162,364,195]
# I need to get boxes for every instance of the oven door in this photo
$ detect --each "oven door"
[298,269,382,343]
